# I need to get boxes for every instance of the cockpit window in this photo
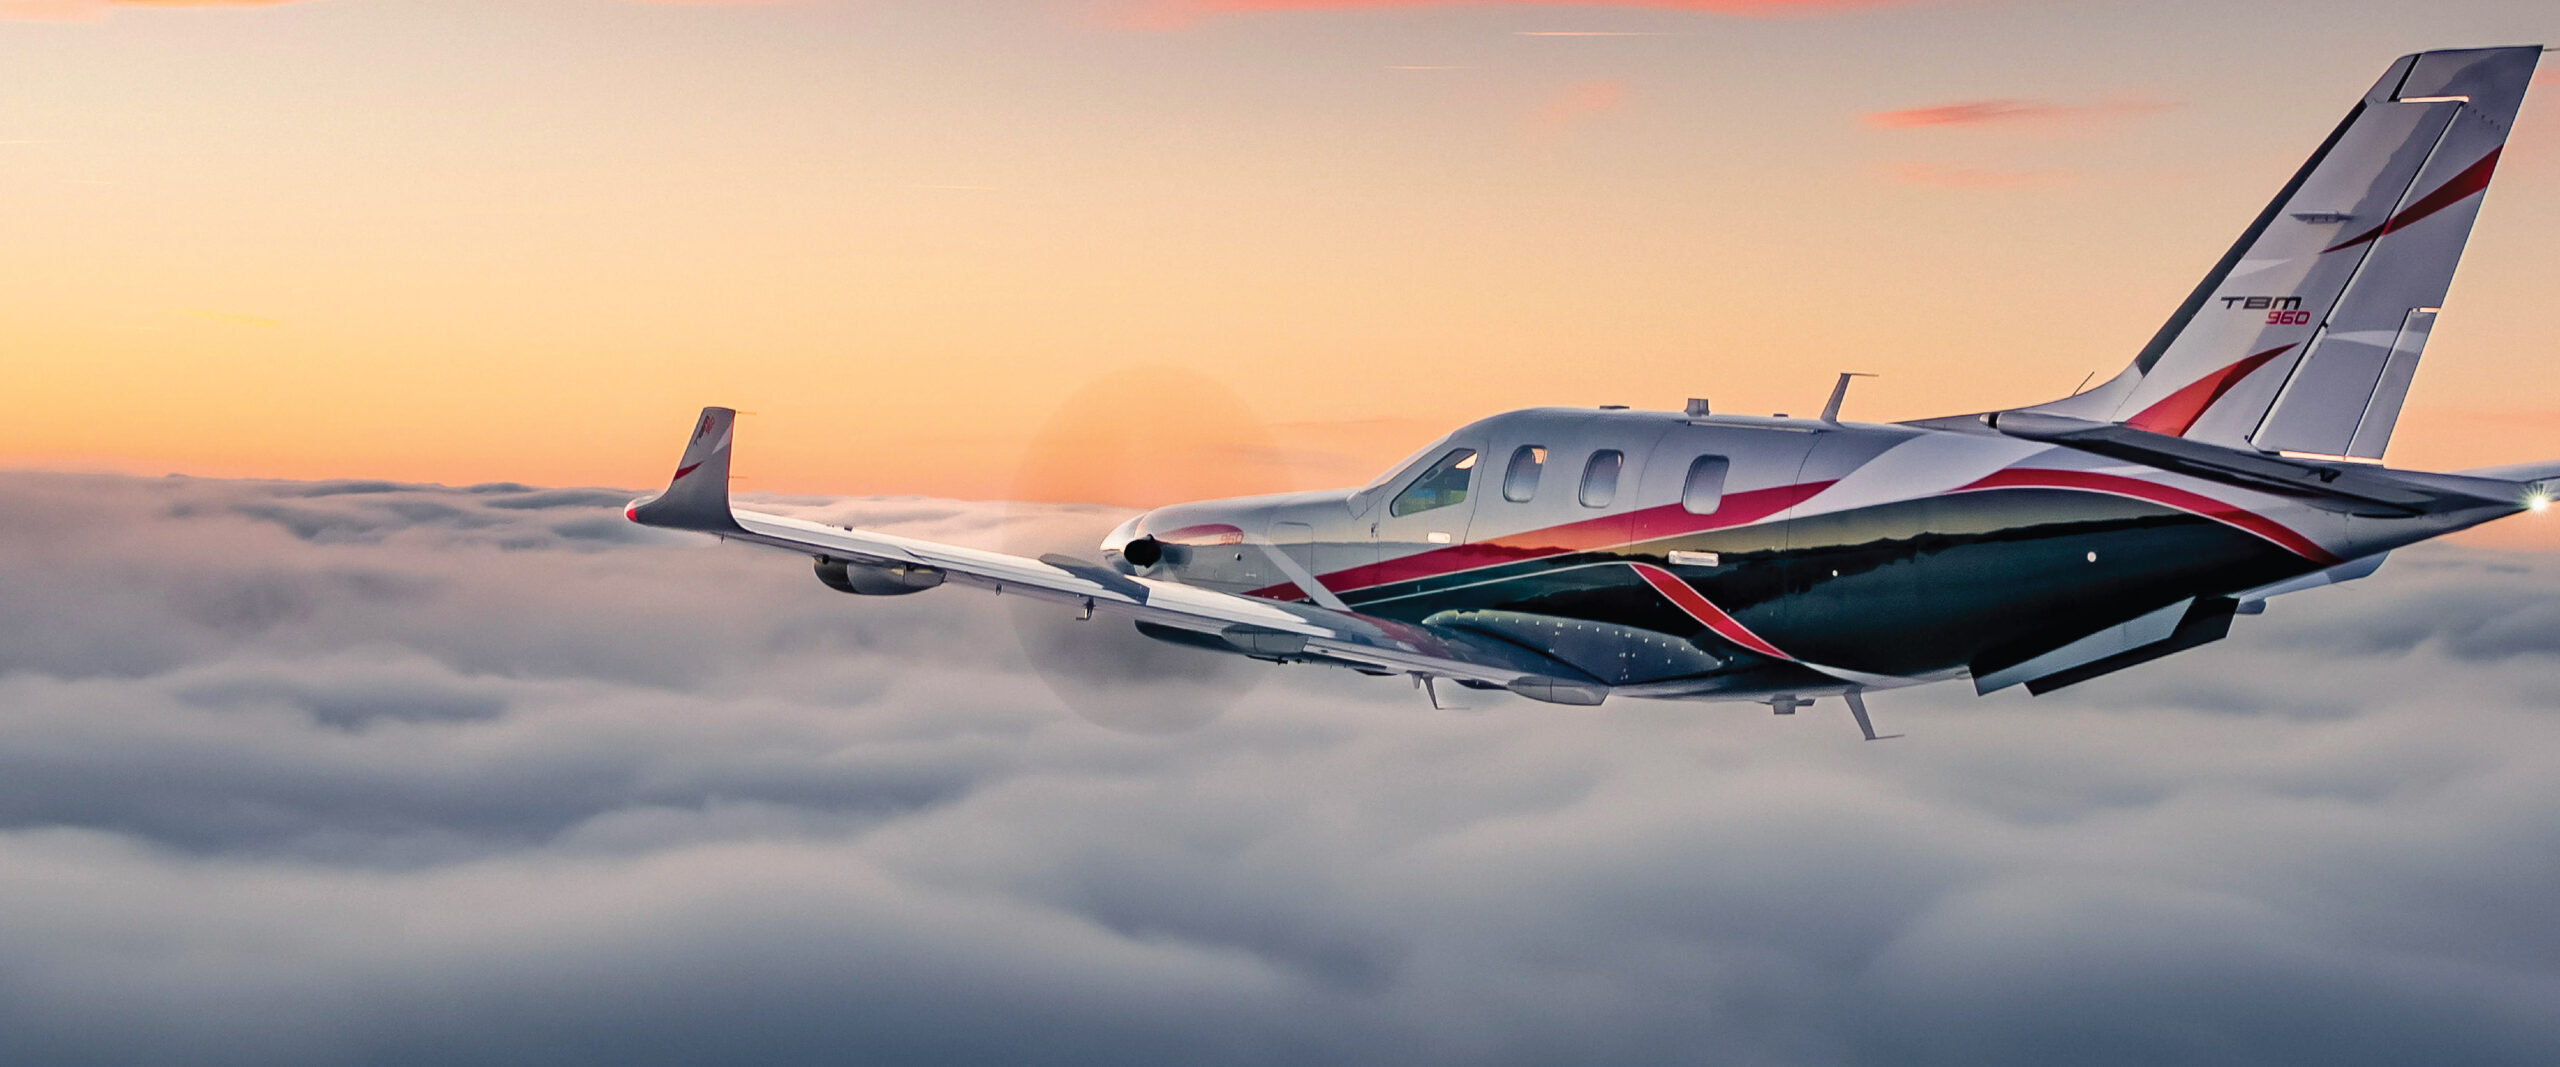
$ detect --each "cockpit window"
[1351,434,1453,513]
[1502,446,1546,502]
[1390,449,1479,517]
[1579,450,1623,508]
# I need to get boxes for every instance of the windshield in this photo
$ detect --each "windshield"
[1350,434,1454,513]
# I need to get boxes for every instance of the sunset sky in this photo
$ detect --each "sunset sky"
[4,0,2556,508]
[14,10,2560,1061]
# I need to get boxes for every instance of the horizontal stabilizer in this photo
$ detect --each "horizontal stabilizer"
[2460,458,2560,492]
[1990,410,2516,516]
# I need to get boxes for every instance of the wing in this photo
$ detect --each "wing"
[624,408,1610,704]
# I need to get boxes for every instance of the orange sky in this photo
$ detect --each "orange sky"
[3,0,2557,546]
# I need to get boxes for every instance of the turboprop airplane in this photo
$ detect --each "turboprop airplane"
[630,46,2559,737]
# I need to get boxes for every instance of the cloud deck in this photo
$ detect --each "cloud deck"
[2,472,2558,1064]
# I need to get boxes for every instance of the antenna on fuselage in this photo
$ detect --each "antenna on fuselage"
[1820,373,1877,423]
[1415,673,1471,711]
[1844,689,1903,741]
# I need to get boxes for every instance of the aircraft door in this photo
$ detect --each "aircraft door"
[1370,444,1484,579]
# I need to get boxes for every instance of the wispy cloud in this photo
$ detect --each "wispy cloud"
[1104,0,1924,30]
[3,0,787,20]
[1,0,303,19]
[1863,95,2178,130]
[1526,78,1628,138]
[1885,160,2074,189]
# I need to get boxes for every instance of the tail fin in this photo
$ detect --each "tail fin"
[2027,45,2543,458]
[627,407,746,534]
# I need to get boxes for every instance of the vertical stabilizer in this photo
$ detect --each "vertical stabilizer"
[2025,46,2541,458]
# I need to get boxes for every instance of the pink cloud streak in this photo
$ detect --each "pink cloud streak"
[1108,0,1926,28]
[3,0,786,20]
[1884,160,2073,189]
[1863,95,2177,130]
[1525,78,1628,137]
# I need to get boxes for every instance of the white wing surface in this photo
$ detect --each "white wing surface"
[624,408,1608,704]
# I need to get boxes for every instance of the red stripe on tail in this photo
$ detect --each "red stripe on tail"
[2325,147,2502,253]
[2122,343,2296,437]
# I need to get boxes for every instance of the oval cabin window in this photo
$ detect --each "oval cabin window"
[1502,446,1546,502]
[1579,450,1623,508]
[1682,456,1730,515]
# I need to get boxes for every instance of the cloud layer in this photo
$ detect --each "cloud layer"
[4,471,2560,1064]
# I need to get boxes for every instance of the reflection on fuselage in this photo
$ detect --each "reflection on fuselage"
[1101,405,2430,696]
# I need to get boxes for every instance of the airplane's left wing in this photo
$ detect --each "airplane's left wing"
[625,408,1610,704]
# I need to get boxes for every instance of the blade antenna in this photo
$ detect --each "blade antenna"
[1416,674,1470,711]
[1845,689,1903,741]
[1821,373,1877,423]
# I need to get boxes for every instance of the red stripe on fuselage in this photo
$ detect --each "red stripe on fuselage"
[1247,480,1834,601]
[1628,562,1794,661]
[1951,468,2342,566]
[1239,466,2333,605]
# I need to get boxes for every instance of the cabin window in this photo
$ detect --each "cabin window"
[1681,456,1730,515]
[1502,446,1546,502]
[1391,449,1479,517]
[1579,450,1623,508]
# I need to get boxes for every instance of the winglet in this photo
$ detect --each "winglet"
[627,407,747,534]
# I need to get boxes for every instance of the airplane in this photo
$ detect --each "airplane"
[630,45,2558,739]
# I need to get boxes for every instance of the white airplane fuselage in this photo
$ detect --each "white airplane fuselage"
[1101,406,2525,699]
